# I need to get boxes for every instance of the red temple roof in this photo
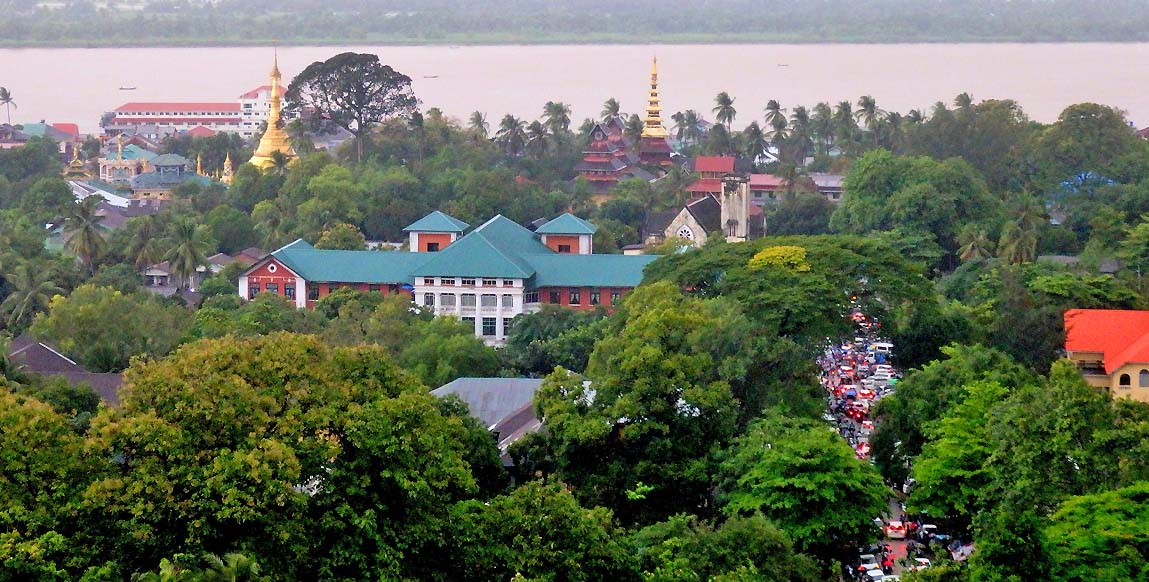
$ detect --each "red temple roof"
[694,156,736,173]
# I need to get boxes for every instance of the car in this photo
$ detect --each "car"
[885,520,907,540]
[863,568,885,582]
[910,558,932,571]
[882,576,901,582]
[857,555,880,572]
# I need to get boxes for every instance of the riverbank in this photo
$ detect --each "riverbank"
[1,33,1146,49]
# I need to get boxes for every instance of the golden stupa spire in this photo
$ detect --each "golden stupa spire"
[248,51,297,171]
[196,154,203,175]
[641,56,669,139]
[221,152,235,184]
[116,133,124,158]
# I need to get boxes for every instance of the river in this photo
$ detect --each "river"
[4,43,1149,134]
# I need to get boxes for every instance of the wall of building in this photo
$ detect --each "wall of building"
[413,232,454,252]
[241,259,307,307]
[542,235,583,254]
[1110,363,1149,403]
[664,209,708,246]
[414,276,524,345]
[536,286,627,311]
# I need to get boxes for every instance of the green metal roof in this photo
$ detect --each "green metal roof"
[150,153,189,167]
[273,241,432,284]
[523,254,660,287]
[105,144,157,162]
[412,215,551,279]
[535,213,598,235]
[402,210,470,233]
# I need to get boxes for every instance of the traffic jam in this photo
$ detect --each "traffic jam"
[819,309,940,581]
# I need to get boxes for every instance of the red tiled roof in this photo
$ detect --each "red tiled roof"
[51,123,80,138]
[686,178,723,193]
[238,85,272,99]
[1064,309,1149,373]
[1138,127,1149,139]
[694,156,736,173]
[185,126,217,137]
[749,173,786,189]
[114,102,241,113]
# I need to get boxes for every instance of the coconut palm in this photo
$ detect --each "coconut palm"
[766,115,789,145]
[681,110,703,144]
[64,195,107,274]
[1,263,62,330]
[706,124,737,156]
[623,114,644,144]
[0,87,14,125]
[958,225,994,263]
[875,112,904,150]
[542,101,571,134]
[854,95,887,130]
[268,150,292,176]
[906,109,926,125]
[467,111,488,137]
[203,552,261,581]
[601,98,621,121]
[788,106,813,163]
[810,102,834,153]
[525,120,550,157]
[997,194,1045,265]
[833,101,857,150]
[742,121,768,161]
[163,218,211,292]
[125,214,166,272]
[495,114,527,156]
[671,112,686,141]
[713,92,737,128]
[763,99,785,127]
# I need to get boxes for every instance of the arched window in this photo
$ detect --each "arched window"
[1119,373,1132,387]
[676,225,695,240]
[1140,370,1149,387]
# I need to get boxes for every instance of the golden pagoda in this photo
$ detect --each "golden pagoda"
[641,57,669,139]
[248,55,297,170]
[62,145,91,180]
[221,152,235,185]
[638,57,673,166]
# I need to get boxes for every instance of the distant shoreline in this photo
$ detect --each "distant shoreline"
[2,35,1145,49]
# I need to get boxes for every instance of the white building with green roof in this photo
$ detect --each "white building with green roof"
[239,212,658,345]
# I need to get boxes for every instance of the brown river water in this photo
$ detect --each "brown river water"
[2,43,1148,134]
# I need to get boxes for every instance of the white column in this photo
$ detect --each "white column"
[295,278,307,308]
[579,234,591,254]
[238,277,249,300]
[408,232,419,252]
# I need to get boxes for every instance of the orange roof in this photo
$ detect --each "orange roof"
[1064,309,1149,373]
[185,126,216,137]
[239,85,272,99]
[686,178,723,193]
[749,173,786,189]
[694,156,736,173]
[51,123,79,138]
[114,102,240,113]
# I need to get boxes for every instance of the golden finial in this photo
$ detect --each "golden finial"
[117,133,124,158]
[196,154,203,175]
[271,47,281,80]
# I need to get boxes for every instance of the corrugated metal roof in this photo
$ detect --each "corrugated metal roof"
[523,253,659,287]
[535,213,598,235]
[402,210,470,233]
[432,377,543,428]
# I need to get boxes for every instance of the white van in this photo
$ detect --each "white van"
[873,342,894,355]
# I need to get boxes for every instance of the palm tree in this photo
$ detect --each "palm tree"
[810,102,834,154]
[495,114,527,156]
[876,112,904,150]
[525,120,550,157]
[163,219,210,292]
[681,110,703,144]
[133,557,199,582]
[623,114,644,144]
[713,92,737,128]
[788,106,813,163]
[997,194,1044,265]
[0,87,14,125]
[763,99,785,127]
[958,225,994,263]
[600,98,621,121]
[833,101,857,151]
[1,264,62,329]
[125,214,166,272]
[766,115,790,145]
[706,124,736,156]
[954,92,974,110]
[203,552,261,582]
[467,111,488,138]
[855,95,887,130]
[906,109,926,125]
[742,121,768,161]
[268,150,292,176]
[542,101,571,135]
[64,195,107,274]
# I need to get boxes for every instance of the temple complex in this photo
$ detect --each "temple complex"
[248,55,297,170]
[637,57,674,167]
